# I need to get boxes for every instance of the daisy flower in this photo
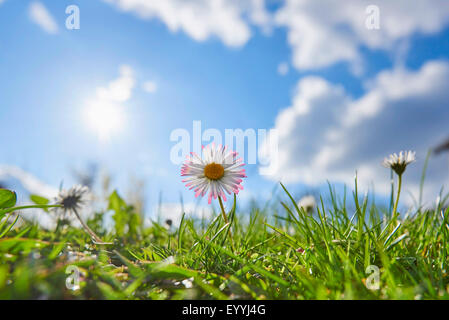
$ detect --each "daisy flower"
[54,185,90,216]
[181,143,246,204]
[382,151,416,176]
[297,195,316,213]
[382,150,416,223]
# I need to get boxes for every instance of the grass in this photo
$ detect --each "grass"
[0,175,448,300]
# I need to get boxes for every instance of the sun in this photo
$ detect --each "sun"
[84,99,126,141]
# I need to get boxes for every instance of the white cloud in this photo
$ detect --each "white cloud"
[28,2,59,34]
[262,60,449,205]
[275,0,449,70]
[102,1,449,69]
[277,62,289,76]
[103,0,272,47]
[0,165,58,198]
[96,65,135,102]
[142,80,158,93]
[248,0,273,35]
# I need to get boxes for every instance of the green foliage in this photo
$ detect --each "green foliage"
[0,184,448,300]
[0,189,17,209]
[30,195,50,213]
[0,189,18,239]
[108,190,141,238]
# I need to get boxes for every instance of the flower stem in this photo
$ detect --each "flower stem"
[72,208,104,244]
[392,174,402,221]
[218,196,228,224]
[0,204,61,215]
[218,196,235,251]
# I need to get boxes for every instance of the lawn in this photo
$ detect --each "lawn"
[0,173,448,300]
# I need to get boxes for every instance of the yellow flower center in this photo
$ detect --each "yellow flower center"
[204,163,225,180]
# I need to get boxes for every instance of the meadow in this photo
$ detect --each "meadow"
[0,160,448,300]
[1,0,449,303]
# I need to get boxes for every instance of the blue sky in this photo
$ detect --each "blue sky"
[1,0,449,219]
